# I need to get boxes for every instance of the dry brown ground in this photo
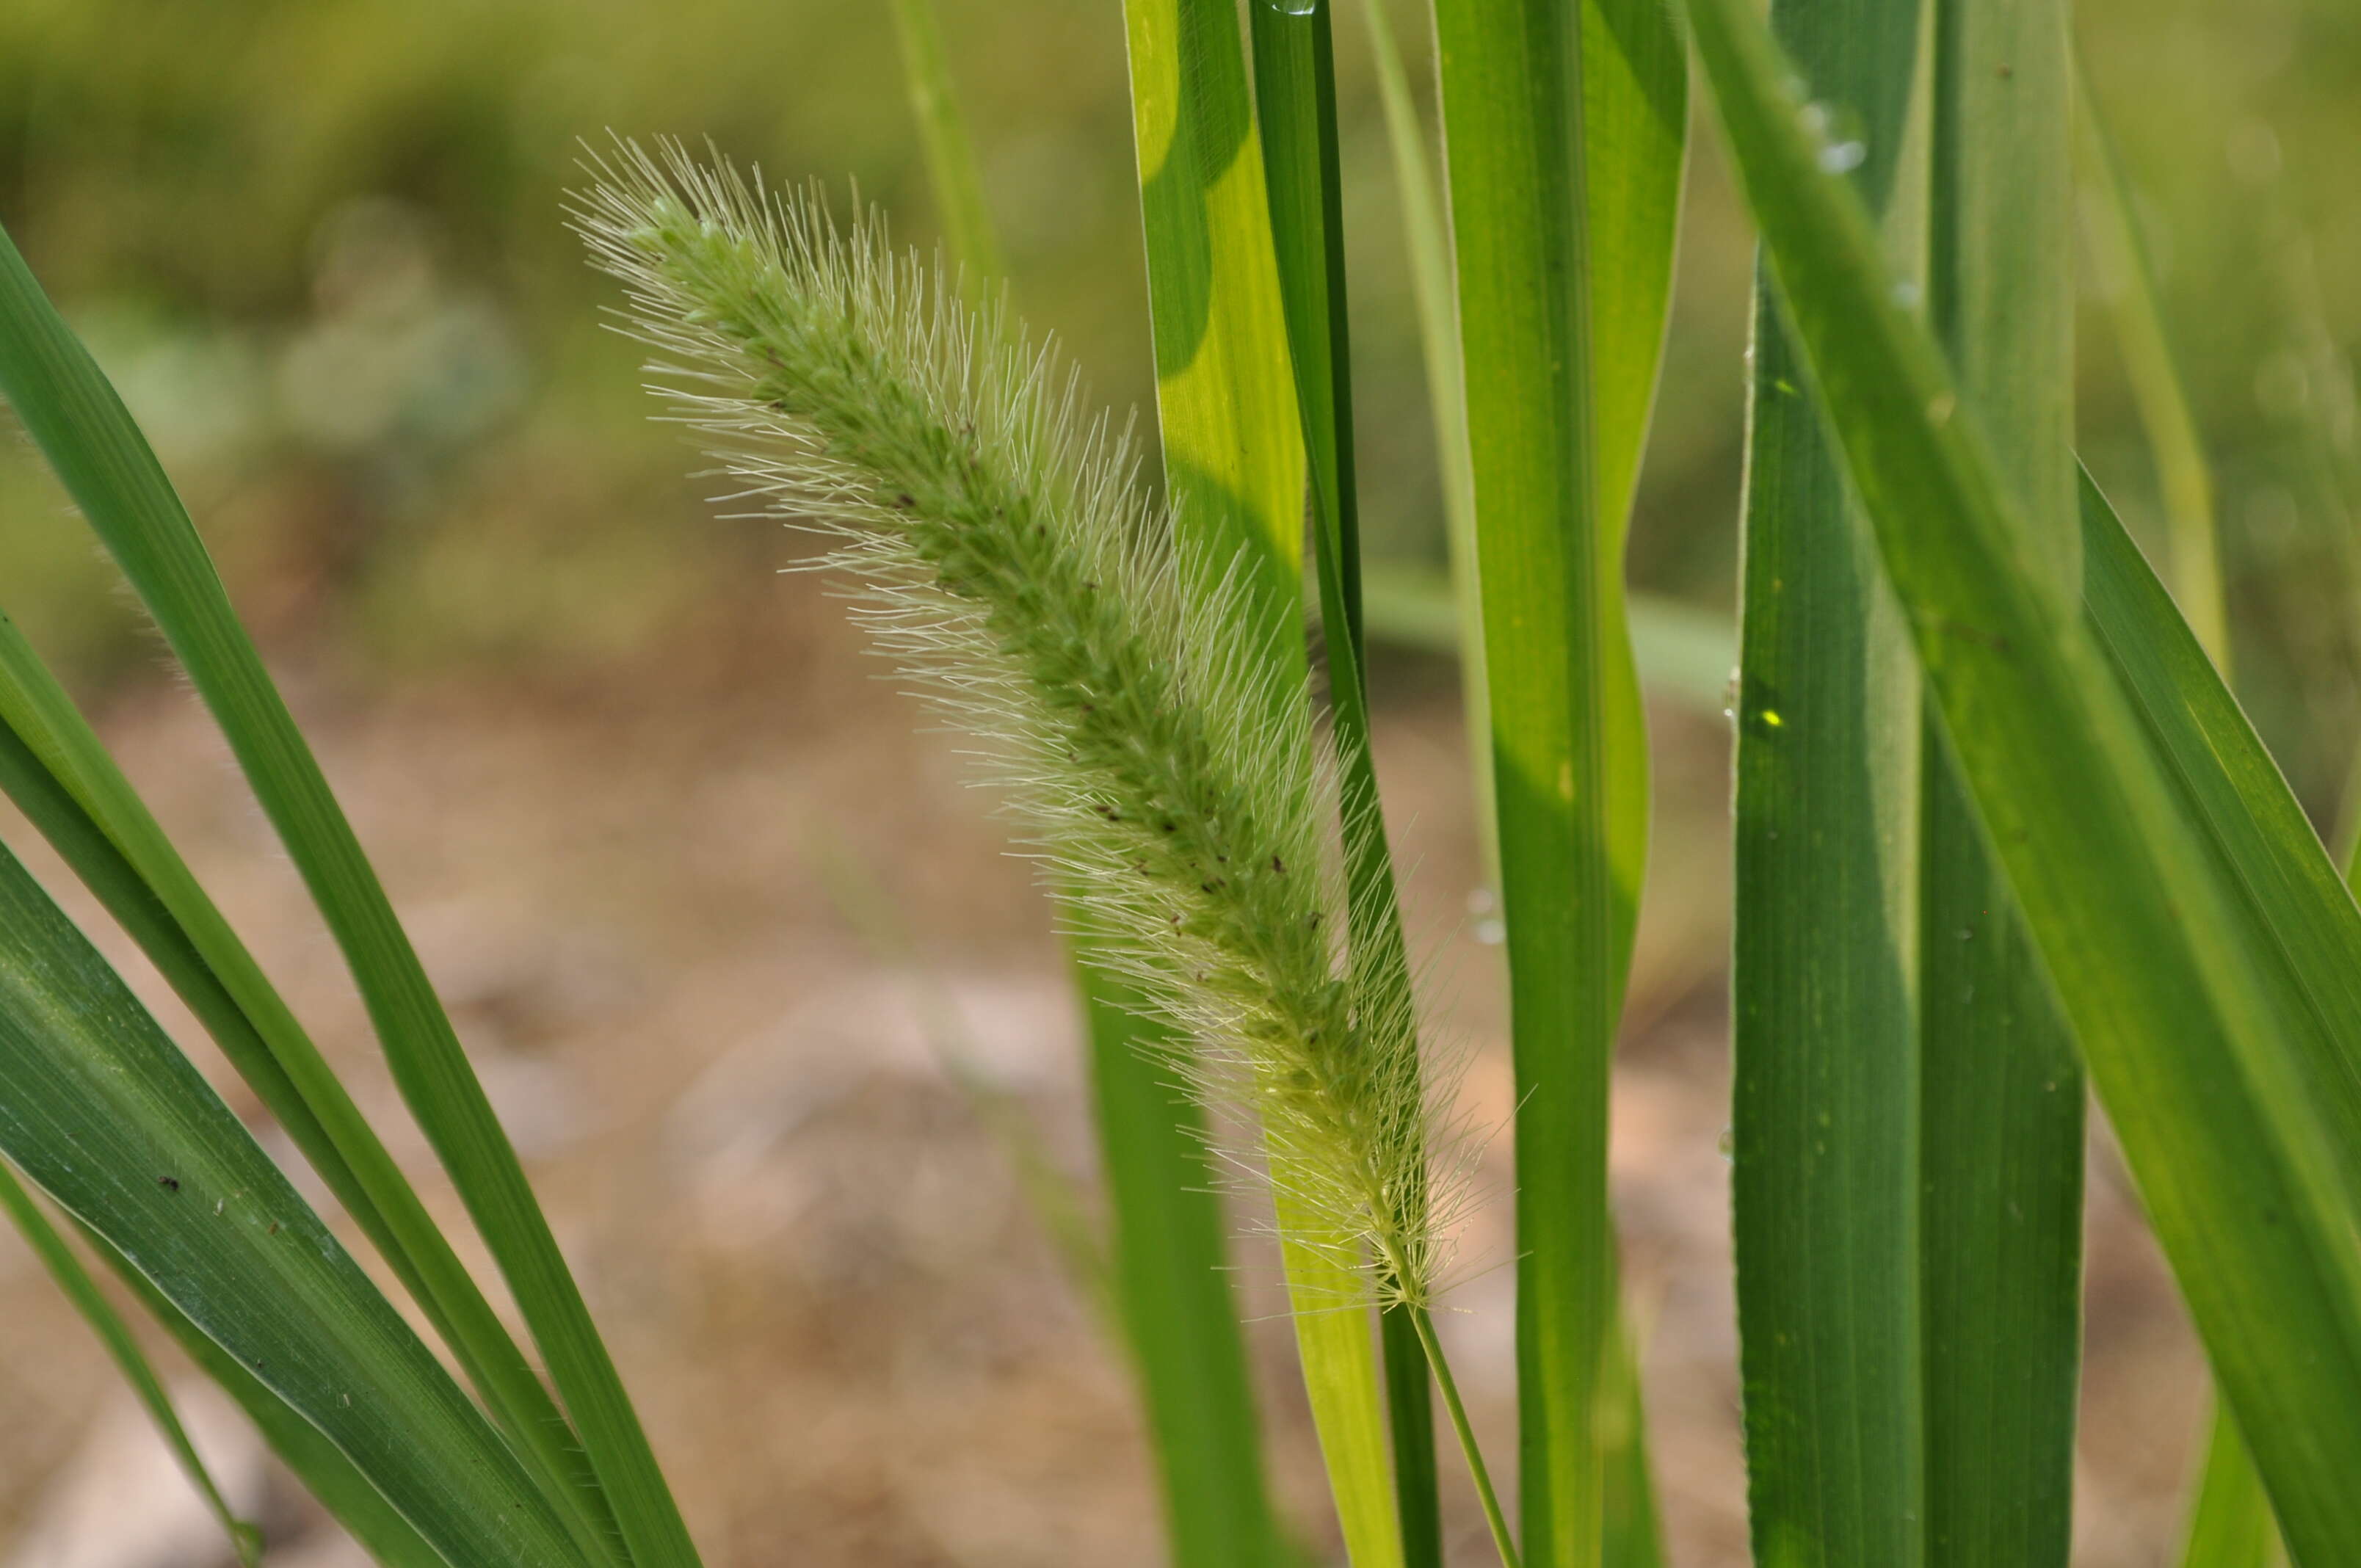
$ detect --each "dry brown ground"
[0,572,2214,1565]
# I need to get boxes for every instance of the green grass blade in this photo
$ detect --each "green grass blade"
[2072,58,2274,1564]
[0,1160,262,1567]
[1687,2,2361,1555]
[2073,46,2228,672]
[0,220,694,1566]
[1277,1205,1409,1568]
[1916,741,2083,1568]
[885,0,1007,285]
[2078,484,2317,1568]
[1357,0,1497,886]
[79,1217,449,1568]
[1730,1,2086,1551]
[1362,6,1680,1549]
[1247,5,1442,1561]
[0,838,590,1568]
[1598,1309,1663,1568]
[0,610,617,1560]
[1082,960,1288,1568]
[1918,1,2083,1560]
[2177,1405,2282,1568]
[1250,0,1363,654]
[1120,0,1306,646]
[1578,0,1688,1058]
[1430,1,1659,1554]
[1120,5,1395,1561]
[2075,472,2361,1224]
[1578,0,1689,538]
[875,26,1287,1563]
[1732,123,1925,1568]
[1377,1288,1443,1568]
[1123,2,1402,1560]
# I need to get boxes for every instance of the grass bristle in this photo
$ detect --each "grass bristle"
[573,138,1461,1308]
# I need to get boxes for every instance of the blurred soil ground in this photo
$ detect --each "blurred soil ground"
[0,571,2215,1565]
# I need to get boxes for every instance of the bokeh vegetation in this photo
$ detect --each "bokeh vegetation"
[0,0,2353,783]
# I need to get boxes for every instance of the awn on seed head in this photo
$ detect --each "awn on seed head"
[573,138,1465,1310]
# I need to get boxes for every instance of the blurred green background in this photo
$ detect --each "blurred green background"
[0,0,2351,802]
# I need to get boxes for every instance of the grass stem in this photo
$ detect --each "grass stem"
[1409,1306,1521,1568]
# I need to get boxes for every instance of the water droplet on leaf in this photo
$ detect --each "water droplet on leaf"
[1818,140,1867,174]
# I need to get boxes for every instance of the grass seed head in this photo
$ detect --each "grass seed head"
[574,139,1459,1307]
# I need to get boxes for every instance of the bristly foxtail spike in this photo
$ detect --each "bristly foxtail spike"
[572,137,1462,1310]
